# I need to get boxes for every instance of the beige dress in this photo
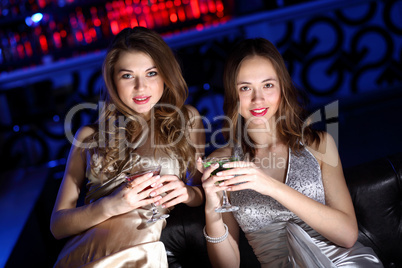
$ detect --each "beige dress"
[54,137,180,268]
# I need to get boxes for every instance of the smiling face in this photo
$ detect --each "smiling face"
[114,50,164,119]
[237,55,281,129]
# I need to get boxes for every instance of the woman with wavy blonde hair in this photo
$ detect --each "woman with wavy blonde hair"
[51,26,205,267]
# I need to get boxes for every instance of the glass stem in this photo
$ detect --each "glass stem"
[221,190,231,206]
[151,203,159,214]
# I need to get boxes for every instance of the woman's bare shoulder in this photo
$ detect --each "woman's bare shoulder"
[184,104,201,118]
[306,132,339,168]
[74,125,96,142]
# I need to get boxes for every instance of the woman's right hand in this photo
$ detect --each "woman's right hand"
[103,172,162,217]
[198,159,232,213]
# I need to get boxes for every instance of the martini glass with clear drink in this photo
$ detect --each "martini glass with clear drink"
[125,165,169,223]
[203,156,239,213]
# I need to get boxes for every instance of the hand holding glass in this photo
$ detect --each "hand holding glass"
[125,165,169,223]
[203,156,239,213]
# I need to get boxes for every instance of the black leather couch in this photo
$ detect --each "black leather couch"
[5,153,402,267]
[160,152,402,268]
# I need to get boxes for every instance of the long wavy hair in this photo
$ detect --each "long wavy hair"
[223,38,320,159]
[83,27,195,181]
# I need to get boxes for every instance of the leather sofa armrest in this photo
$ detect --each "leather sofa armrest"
[344,153,402,268]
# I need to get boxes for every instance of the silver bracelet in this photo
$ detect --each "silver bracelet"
[203,224,229,243]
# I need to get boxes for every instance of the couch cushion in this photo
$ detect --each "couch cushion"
[344,153,402,268]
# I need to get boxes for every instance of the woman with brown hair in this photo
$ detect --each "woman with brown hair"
[51,26,205,267]
[201,38,382,267]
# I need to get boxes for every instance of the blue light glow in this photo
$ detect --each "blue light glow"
[32,13,43,23]
[203,83,210,90]
[47,160,58,168]
[25,17,33,27]
[26,13,43,27]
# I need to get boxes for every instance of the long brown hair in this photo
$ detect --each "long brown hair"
[223,38,320,158]
[84,27,196,181]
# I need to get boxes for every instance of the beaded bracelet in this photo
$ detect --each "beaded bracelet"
[203,224,229,243]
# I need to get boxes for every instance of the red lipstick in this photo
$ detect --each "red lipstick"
[250,108,268,117]
[133,96,151,104]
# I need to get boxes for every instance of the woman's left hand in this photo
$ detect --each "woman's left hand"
[147,175,192,208]
[215,161,277,196]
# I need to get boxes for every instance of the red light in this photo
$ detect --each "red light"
[178,7,186,21]
[38,0,46,8]
[130,18,138,27]
[190,0,200,19]
[200,1,208,14]
[161,10,169,26]
[151,5,158,12]
[75,31,83,42]
[174,0,181,6]
[119,22,129,30]
[119,6,127,16]
[185,5,193,20]
[60,30,67,38]
[84,31,92,43]
[89,28,97,38]
[143,6,150,13]
[24,41,33,57]
[166,1,173,8]
[139,19,147,27]
[94,18,101,27]
[216,0,224,12]
[126,6,133,14]
[135,7,142,14]
[39,35,48,52]
[208,0,216,13]
[152,9,163,26]
[17,44,25,59]
[111,21,119,35]
[196,23,203,31]
[170,13,178,23]
[53,32,62,48]
[158,3,165,9]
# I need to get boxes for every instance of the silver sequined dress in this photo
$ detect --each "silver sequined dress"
[231,147,383,268]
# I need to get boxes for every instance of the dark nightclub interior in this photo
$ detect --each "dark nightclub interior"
[0,0,401,267]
